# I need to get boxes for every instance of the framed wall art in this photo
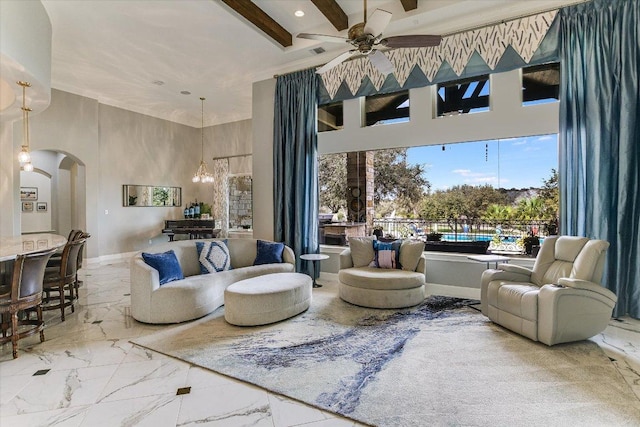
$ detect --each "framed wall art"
[37,202,47,212]
[22,201,34,212]
[20,187,38,201]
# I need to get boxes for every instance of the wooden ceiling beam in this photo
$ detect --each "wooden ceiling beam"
[310,0,348,31]
[221,0,292,47]
[399,0,418,12]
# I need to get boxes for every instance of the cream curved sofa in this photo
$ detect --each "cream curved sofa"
[481,236,617,346]
[130,239,295,324]
[338,240,427,309]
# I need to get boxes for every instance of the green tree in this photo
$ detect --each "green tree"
[482,204,514,221]
[420,185,507,221]
[515,197,545,220]
[373,148,429,215]
[539,168,559,219]
[318,153,347,213]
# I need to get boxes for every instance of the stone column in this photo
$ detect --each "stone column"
[346,151,374,233]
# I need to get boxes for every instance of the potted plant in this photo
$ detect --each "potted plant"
[522,234,540,256]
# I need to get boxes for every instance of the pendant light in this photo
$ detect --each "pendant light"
[192,97,214,183]
[17,81,34,171]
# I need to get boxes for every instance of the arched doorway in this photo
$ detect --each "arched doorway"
[20,149,86,237]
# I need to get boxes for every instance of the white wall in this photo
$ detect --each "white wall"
[251,69,560,233]
[19,169,51,233]
[0,123,19,236]
[251,78,276,241]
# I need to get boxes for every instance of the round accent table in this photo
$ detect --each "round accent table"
[300,253,329,288]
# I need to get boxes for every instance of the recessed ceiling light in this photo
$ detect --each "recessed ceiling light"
[152,80,165,86]
[180,90,191,95]
[294,10,304,17]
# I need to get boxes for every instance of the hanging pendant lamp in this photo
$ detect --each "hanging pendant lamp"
[17,81,34,171]
[192,97,214,183]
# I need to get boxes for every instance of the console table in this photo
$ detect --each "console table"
[467,254,511,269]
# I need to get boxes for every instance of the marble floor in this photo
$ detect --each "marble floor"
[1,261,639,427]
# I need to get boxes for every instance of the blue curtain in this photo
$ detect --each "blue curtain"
[273,69,319,276]
[559,0,640,318]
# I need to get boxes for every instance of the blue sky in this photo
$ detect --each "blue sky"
[406,134,558,191]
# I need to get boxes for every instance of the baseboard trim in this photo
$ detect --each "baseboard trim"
[426,283,480,300]
[86,251,136,265]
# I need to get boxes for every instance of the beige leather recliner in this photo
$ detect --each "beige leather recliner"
[481,236,617,346]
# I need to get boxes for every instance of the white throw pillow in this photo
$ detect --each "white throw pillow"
[349,236,376,268]
[399,239,425,271]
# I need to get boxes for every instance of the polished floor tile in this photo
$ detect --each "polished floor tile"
[1,261,638,426]
[0,262,364,427]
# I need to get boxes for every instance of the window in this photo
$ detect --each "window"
[522,62,560,106]
[437,75,490,117]
[365,91,410,127]
[318,101,343,132]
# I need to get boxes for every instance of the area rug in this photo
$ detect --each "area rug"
[131,292,640,426]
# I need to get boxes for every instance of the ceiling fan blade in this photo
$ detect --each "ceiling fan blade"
[316,50,357,74]
[380,35,442,48]
[364,9,392,37]
[369,50,394,76]
[297,33,350,44]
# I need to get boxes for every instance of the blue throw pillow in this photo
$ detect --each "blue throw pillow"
[253,240,285,265]
[371,240,402,269]
[196,240,232,274]
[141,250,184,285]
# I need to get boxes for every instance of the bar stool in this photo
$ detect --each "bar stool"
[0,248,57,359]
[42,238,85,321]
[73,232,90,295]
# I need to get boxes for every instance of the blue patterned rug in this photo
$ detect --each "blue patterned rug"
[132,289,640,426]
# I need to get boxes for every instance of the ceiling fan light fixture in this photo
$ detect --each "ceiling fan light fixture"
[297,0,441,75]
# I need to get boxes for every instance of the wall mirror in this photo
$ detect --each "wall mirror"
[123,185,182,207]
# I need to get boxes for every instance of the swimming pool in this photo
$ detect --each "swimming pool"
[441,233,523,243]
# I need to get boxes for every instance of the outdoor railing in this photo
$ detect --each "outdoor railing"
[372,218,555,253]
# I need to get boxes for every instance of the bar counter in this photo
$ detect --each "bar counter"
[0,233,67,262]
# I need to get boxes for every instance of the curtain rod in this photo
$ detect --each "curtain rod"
[211,153,252,160]
[441,1,590,37]
[273,65,318,79]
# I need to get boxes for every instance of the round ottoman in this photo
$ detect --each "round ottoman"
[224,272,312,326]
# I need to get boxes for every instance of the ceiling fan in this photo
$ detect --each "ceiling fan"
[297,0,442,75]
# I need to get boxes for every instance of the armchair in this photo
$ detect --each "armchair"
[481,236,616,346]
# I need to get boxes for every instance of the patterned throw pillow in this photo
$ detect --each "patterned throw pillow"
[141,250,184,285]
[196,240,231,274]
[371,240,402,269]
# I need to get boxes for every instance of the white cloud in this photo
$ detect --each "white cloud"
[452,169,472,175]
[535,135,555,142]
[512,140,527,146]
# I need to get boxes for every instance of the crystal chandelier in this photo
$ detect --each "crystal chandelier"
[17,81,34,172]
[192,97,214,183]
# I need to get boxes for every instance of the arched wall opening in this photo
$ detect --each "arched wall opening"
[20,149,86,237]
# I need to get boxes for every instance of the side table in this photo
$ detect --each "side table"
[467,254,511,269]
[300,254,329,288]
